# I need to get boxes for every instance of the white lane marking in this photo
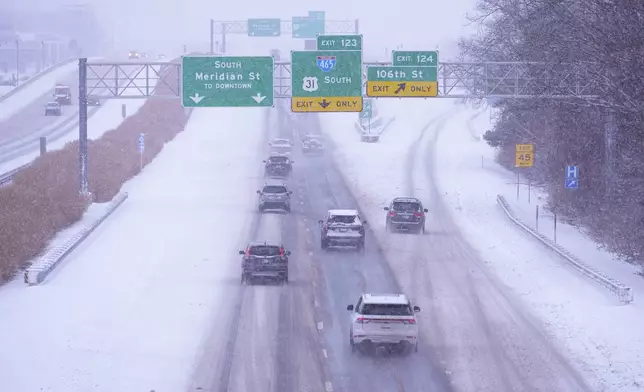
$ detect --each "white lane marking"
[317,321,323,330]
[322,349,328,358]
[325,381,334,391]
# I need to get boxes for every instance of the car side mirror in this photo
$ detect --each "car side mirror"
[289,191,293,194]
[238,250,245,255]
[347,304,354,311]
[256,190,261,194]
[424,208,428,213]
[286,251,292,256]
[262,160,266,163]
[291,161,295,163]
[413,306,421,312]
[318,219,324,224]
[383,207,389,211]
[362,220,368,224]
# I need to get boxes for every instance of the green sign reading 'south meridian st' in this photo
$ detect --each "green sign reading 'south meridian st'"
[181,56,274,107]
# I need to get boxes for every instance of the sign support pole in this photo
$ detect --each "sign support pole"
[78,58,89,195]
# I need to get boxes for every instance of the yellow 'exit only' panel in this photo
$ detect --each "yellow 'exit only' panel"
[367,81,438,97]
[291,96,363,112]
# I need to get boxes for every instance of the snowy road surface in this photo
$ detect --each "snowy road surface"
[2,95,640,391]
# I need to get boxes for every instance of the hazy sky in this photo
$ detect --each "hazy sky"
[12,0,479,59]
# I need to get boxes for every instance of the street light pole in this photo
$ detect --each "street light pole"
[41,41,46,71]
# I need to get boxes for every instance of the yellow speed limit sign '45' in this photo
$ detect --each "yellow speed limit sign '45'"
[515,144,534,167]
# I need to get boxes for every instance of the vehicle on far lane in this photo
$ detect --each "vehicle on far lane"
[257,183,292,213]
[44,101,61,116]
[53,84,71,105]
[263,155,293,178]
[128,50,140,59]
[269,138,293,155]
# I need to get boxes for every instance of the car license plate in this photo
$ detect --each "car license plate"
[339,228,348,232]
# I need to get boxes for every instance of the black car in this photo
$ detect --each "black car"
[319,209,367,252]
[257,183,292,212]
[384,197,428,234]
[87,95,101,106]
[240,242,290,283]
[264,155,293,178]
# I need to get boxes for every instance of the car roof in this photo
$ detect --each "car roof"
[392,197,421,203]
[362,294,409,305]
[329,209,359,216]
[55,84,69,88]
[248,241,282,247]
[47,101,59,105]
[268,154,289,159]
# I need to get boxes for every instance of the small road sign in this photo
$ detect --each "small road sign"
[308,11,325,19]
[565,165,579,189]
[360,99,373,119]
[181,56,274,107]
[317,35,363,51]
[515,143,534,167]
[292,16,325,38]
[392,50,439,67]
[366,66,438,97]
[138,133,145,153]
[247,19,281,37]
[291,50,363,112]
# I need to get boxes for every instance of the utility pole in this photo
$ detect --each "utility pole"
[15,39,20,82]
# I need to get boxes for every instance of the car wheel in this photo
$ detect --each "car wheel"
[241,273,246,284]
[321,238,328,249]
[415,342,418,352]
[285,205,291,213]
[350,334,356,353]
[283,272,289,283]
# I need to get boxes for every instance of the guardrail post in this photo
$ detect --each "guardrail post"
[553,212,557,243]
[39,137,46,155]
[121,103,126,118]
[535,205,539,232]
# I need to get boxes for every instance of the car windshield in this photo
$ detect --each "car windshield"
[249,245,281,257]
[263,186,287,194]
[359,303,413,316]
[47,103,58,108]
[329,214,357,224]
[272,139,290,145]
[268,156,288,163]
[54,87,69,95]
[392,202,421,212]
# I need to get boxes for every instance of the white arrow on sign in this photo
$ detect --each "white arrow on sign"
[252,93,266,104]
[190,93,204,104]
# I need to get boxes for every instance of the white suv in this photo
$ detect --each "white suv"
[347,294,420,354]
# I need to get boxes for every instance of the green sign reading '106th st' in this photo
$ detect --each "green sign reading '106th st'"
[290,50,363,112]
[181,56,274,108]
[367,66,437,81]
[392,50,439,67]
[317,35,362,51]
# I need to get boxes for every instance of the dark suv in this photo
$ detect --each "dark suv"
[384,197,428,234]
[257,183,292,212]
[264,155,293,178]
[240,242,290,283]
[53,85,72,105]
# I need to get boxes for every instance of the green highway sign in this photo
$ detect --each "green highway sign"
[248,19,281,37]
[290,50,363,112]
[360,99,373,119]
[392,50,439,67]
[367,66,437,81]
[181,56,274,107]
[292,16,325,38]
[308,11,325,19]
[317,35,362,51]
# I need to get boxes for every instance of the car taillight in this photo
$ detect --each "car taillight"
[414,212,424,217]
[279,248,284,256]
[388,211,397,217]
[245,248,251,256]
[404,319,416,324]
[356,317,366,324]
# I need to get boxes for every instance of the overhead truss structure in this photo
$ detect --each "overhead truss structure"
[85,61,602,100]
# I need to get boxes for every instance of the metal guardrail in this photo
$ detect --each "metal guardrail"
[0,58,75,103]
[0,163,31,186]
[496,194,633,304]
[24,192,129,285]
